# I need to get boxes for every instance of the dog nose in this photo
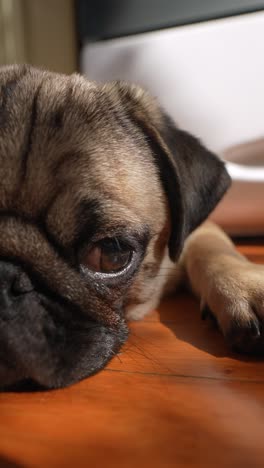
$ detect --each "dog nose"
[0,262,33,320]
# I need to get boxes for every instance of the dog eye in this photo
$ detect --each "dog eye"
[80,238,133,274]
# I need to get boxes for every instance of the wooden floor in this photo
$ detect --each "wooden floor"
[0,242,264,468]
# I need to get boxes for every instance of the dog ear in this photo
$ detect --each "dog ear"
[117,83,231,261]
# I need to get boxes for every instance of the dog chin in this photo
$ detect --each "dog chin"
[0,294,128,390]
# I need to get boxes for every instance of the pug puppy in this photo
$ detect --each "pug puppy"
[0,64,263,389]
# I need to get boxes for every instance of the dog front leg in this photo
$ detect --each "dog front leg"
[181,221,264,353]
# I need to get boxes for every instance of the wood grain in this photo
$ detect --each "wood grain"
[0,242,263,468]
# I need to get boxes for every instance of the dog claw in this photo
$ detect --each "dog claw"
[201,305,210,320]
[200,304,218,327]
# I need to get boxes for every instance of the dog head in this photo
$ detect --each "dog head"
[0,65,230,388]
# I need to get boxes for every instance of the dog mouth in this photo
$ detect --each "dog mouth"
[0,303,128,390]
[0,262,128,390]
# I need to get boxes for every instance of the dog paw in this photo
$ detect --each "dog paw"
[201,262,264,354]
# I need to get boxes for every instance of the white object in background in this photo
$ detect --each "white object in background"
[81,11,264,154]
[227,162,264,182]
[211,139,264,235]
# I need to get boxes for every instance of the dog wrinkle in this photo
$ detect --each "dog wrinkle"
[0,217,121,327]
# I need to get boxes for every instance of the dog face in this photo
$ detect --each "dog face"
[0,65,230,389]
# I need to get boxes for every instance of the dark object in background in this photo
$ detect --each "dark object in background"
[77,0,264,41]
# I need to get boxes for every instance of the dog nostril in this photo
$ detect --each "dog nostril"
[11,273,34,296]
[0,263,34,320]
